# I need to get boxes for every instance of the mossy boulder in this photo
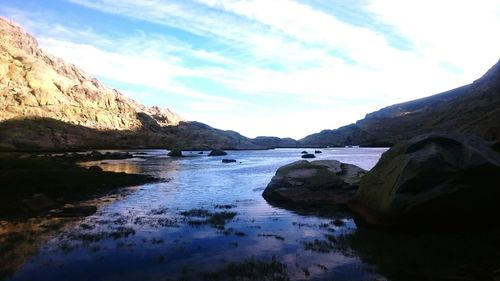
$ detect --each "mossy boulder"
[262,160,366,205]
[349,133,500,228]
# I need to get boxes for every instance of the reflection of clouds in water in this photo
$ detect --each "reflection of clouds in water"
[4,148,390,281]
[101,162,142,174]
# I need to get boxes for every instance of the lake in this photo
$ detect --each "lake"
[2,148,499,281]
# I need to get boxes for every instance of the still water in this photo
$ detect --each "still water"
[3,148,499,281]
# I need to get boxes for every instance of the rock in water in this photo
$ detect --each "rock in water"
[262,160,366,206]
[208,149,227,156]
[349,133,500,228]
[167,149,183,157]
[301,153,316,159]
[314,150,322,154]
[222,159,237,163]
[88,165,103,172]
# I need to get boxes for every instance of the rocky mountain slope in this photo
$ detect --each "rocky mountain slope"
[0,18,295,151]
[0,18,181,131]
[300,59,500,147]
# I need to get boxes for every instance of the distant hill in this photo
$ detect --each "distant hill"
[0,17,295,151]
[300,59,500,147]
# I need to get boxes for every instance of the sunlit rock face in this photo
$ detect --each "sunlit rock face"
[0,17,181,131]
[0,18,299,151]
[263,160,366,206]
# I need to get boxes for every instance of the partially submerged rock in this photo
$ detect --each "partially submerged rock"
[262,160,366,206]
[301,153,316,159]
[208,149,227,156]
[349,133,500,228]
[222,159,237,163]
[88,165,103,172]
[315,150,322,154]
[167,149,183,157]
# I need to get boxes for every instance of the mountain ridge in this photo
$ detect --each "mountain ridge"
[0,17,296,151]
[300,59,500,147]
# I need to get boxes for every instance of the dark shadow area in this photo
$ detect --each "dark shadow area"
[0,154,157,217]
[344,226,500,281]
[0,116,301,152]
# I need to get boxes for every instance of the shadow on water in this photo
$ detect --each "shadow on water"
[344,225,500,281]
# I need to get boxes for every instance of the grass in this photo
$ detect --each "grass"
[257,234,285,241]
[180,209,237,229]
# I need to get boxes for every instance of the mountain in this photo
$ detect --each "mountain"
[0,17,295,151]
[300,59,500,147]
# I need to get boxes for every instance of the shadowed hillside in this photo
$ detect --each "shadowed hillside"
[300,59,500,147]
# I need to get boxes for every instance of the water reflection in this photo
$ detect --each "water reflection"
[2,148,402,281]
[78,160,144,174]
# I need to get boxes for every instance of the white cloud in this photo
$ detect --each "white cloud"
[367,0,500,79]
[1,0,499,139]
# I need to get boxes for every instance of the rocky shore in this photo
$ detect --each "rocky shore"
[0,153,158,218]
[263,132,500,230]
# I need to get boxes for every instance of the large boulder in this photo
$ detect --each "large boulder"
[262,160,366,205]
[349,133,500,228]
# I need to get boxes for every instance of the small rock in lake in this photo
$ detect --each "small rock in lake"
[222,159,237,163]
[314,150,322,154]
[301,151,308,154]
[88,165,103,172]
[208,149,227,156]
[167,149,183,157]
[301,153,316,159]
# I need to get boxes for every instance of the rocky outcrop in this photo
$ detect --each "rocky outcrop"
[262,160,366,205]
[300,59,500,147]
[349,133,500,228]
[208,149,227,156]
[0,18,300,151]
[0,18,181,131]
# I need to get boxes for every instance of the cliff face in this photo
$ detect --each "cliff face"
[0,17,181,132]
[300,59,500,147]
[0,18,297,151]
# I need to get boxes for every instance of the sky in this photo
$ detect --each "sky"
[1,0,499,139]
